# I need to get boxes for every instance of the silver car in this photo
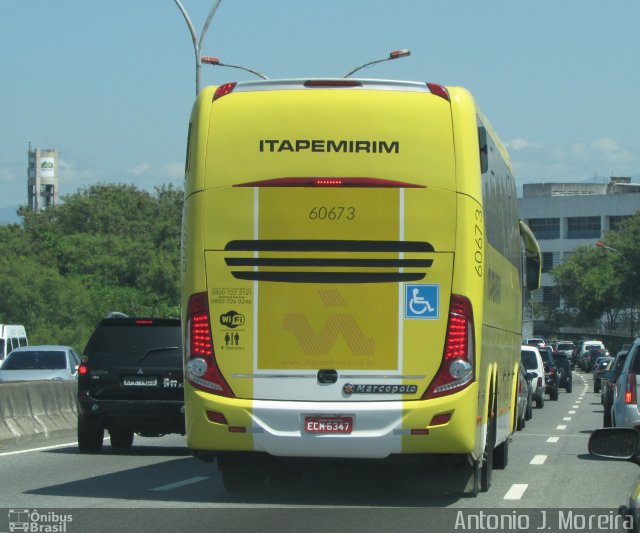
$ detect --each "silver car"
[0,345,80,381]
[611,338,640,431]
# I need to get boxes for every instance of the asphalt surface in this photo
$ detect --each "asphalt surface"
[0,370,636,533]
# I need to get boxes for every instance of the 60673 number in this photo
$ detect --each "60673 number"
[309,206,355,220]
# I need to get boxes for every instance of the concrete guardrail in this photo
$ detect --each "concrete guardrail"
[0,380,77,446]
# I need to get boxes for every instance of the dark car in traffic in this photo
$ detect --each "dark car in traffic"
[516,362,534,430]
[77,316,184,453]
[553,341,575,368]
[602,349,630,427]
[539,346,559,400]
[552,350,573,393]
[593,357,614,393]
[583,348,608,373]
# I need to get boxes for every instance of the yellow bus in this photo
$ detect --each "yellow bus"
[180,78,541,495]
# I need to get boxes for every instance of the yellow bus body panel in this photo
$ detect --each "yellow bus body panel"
[181,81,527,460]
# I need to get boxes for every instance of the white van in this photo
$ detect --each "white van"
[0,325,28,361]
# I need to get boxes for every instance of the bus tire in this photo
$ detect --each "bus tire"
[493,437,509,470]
[481,416,495,492]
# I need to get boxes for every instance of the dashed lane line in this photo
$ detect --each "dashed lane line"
[150,476,210,491]
[530,455,547,465]
[504,484,528,500]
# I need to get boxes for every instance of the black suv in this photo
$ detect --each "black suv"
[552,351,573,393]
[539,346,559,400]
[77,317,184,453]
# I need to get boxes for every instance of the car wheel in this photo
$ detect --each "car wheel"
[603,406,612,428]
[109,428,134,451]
[550,387,559,401]
[525,395,533,420]
[594,382,600,393]
[565,382,572,393]
[517,411,525,431]
[77,415,104,454]
[536,394,544,409]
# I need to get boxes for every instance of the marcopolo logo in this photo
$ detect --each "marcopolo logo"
[8,509,73,532]
[219,310,245,329]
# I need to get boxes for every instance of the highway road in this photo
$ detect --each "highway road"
[0,370,637,533]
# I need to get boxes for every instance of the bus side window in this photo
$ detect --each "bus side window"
[478,126,489,174]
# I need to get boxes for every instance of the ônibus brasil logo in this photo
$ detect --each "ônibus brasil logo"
[8,509,73,532]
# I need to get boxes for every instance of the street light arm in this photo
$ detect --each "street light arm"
[595,242,625,258]
[201,57,269,80]
[344,49,411,78]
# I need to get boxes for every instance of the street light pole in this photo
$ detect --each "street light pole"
[173,0,224,96]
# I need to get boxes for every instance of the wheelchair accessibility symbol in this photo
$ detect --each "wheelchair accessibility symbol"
[405,284,439,319]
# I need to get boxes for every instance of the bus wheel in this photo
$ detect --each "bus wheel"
[481,417,495,492]
[493,437,509,469]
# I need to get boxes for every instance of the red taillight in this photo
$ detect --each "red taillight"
[213,82,237,101]
[423,295,475,399]
[135,319,153,325]
[625,373,637,405]
[426,83,450,102]
[537,377,543,388]
[78,364,88,376]
[186,292,234,397]
[550,367,556,377]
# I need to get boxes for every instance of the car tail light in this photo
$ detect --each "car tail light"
[186,292,234,397]
[625,373,637,405]
[537,377,543,388]
[78,364,88,376]
[549,367,556,377]
[423,295,475,399]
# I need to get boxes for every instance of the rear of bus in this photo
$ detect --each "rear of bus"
[181,79,502,473]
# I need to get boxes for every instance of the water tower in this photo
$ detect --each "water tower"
[27,145,59,211]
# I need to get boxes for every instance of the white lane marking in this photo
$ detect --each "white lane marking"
[530,455,547,465]
[0,440,103,457]
[563,417,572,421]
[151,476,210,491]
[547,437,560,443]
[504,484,528,500]
[569,410,576,414]
[572,405,579,409]
[557,425,567,430]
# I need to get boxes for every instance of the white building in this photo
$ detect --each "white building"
[517,177,640,332]
[27,146,59,211]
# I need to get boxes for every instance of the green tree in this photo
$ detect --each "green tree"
[553,246,624,331]
[0,183,183,350]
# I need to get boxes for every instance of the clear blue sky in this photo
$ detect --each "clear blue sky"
[1,1,639,210]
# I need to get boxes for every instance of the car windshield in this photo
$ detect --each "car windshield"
[2,350,66,370]
[521,350,538,370]
[557,343,573,351]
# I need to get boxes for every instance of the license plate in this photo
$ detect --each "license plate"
[123,377,158,387]
[304,416,353,434]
